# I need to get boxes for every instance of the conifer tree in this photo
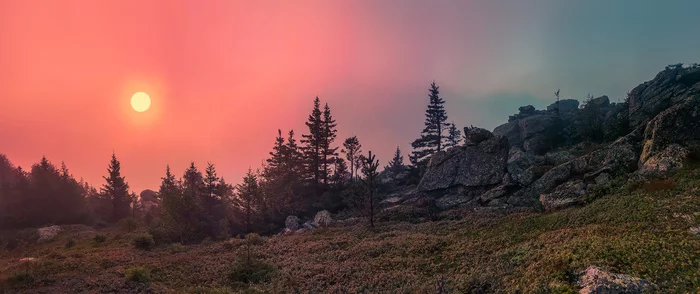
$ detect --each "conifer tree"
[159,165,186,242]
[341,136,362,180]
[385,146,406,174]
[235,169,259,233]
[410,82,451,165]
[101,153,131,222]
[331,157,348,189]
[321,103,339,185]
[361,151,380,228]
[445,122,462,148]
[301,97,323,197]
[285,130,303,177]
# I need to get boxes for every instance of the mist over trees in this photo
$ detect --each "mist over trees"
[0,83,473,240]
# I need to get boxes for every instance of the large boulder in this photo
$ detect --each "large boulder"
[639,96,700,175]
[285,215,301,230]
[313,210,333,227]
[578,266,656,294]
[539,180,587,211]
[37,225,62,243]
[547,99,579,112]
[494,114,560,154]
[628,65,700,129]
[638,144,689,178]
[507,147,537,186]
[587,95,610,108]
[419,134,508,192]
[507,128,642,208]
[464,127,494,146]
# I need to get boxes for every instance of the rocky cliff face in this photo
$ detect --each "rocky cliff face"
[412,64,700,212]
[628,64,700,129]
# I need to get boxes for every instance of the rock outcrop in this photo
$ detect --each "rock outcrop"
[285,215,301,230]
[578,266,656,294]
[547,99,579,113]
[494,114,560,155]
[628,64,700,129]
[419,130,508,192]
[539,180,587,210]
[37,225,62,243]
[507,128,642,208]
[313,210,333,227]
[638,96,700,177]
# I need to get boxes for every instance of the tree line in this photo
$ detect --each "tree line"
[0,81,461,241]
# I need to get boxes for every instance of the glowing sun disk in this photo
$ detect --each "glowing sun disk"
[131,92,151,112]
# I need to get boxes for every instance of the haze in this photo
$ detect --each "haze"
[1,0,699,192]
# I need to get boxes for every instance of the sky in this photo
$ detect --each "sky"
[1,0,700,193]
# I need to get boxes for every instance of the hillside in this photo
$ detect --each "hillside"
[2,164,699,293]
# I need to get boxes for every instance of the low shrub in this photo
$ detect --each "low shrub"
[227,256,275,285]
[147,225,171,245]
[65,238,76,248]
[118,217,139,232]
[93,234,107,244]
[125,266,150,283]
[5,271,34,286]
[222,238,245,251]
[131,233,155,251]
[244,233,265,246]
[168,242,188,254]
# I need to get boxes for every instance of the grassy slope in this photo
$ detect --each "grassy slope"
[1,169,699,293]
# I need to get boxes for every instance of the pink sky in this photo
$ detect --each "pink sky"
[0,1,494,192]
[2,1,698,192]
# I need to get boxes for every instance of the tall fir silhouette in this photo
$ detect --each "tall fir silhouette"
[301,97,323,197]
[101,153,131,222]
[320,103,338,185]
[410,81,451,165]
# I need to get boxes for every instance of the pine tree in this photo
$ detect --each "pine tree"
[385,146,405,174]
[341,136,362,180]
[301,97,323,197]
[410,81,450,165]
[101,153,131,222]
[320,103,339,185]
[361,151,380,228]
[235,169,259,233]
[445,122,462,148]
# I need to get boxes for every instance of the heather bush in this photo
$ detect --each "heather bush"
[131,233,155,251]
[125,266,150,283]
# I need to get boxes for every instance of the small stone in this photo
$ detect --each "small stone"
[578,266,656,294]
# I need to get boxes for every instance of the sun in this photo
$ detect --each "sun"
[130,92,151,112]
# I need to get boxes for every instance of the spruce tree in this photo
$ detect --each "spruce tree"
[385,146,405,174]
[341,136,362,180]
[235,169,259,233]
[321,103,339,185]
[159,165,186,242]
[301,97,323,198]
[101,153,131,222]
[445,122,463,148]
[267,129,286,171]
[361,151,380,228]
[410,81,450,165]
[285,130,303,178]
